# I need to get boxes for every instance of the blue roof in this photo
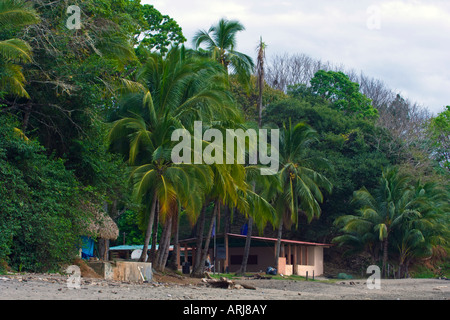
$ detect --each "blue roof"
[109,244,174,251]
[109,245,145,251]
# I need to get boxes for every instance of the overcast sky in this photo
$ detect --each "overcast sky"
[143,0,450,115]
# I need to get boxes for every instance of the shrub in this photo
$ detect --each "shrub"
[0,115,87,272]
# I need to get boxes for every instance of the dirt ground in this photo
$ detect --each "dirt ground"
[1,272,449,300]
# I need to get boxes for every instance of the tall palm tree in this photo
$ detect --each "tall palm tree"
[273,121,333,270]
[110,104,213,265]
[191,162,247,277]
[189,121,250,276]
[0,0,39,97]
[109,46,240,266]
[192,18,254,88]
[237,38,268,274]
[256,37,266,128]
[131,152,212,267]
[235,164,278,275]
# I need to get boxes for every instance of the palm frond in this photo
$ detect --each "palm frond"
[0,38,32,62]
[0,0,39,28]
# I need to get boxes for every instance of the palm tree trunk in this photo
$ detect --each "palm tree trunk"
[191,205,206,275]
[398,251,407,279]
[168,205,180,270]
[256,37,265,128]
[237,180,254,276]
[223,206,231,234]
[155,216,172,271]
[405,259,411,278]
[239,46,264,271]
[200,201,219,275]
[140,191,157,262]
[159,216,173,272]
[193,201,218,277]
[149,209,159,263]
[154,219,167,269]
[382,238,389,278]
[237,216,253,275]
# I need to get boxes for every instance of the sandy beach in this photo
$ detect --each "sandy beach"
[1,272,449,301]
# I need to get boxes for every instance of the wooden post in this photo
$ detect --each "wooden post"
[106,240,110,261]
[176,243,181,270]
[224,233,229,273]
[305,247,308,266]
[293,245,298,275]
[184,243,188,263]
[287,244,291,265]
[299,246,303,265]
[192,247,196,269]
[274,242,277,260]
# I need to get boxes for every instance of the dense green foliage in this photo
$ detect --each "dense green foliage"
[0,0,161,272]
[261,76,449,277]
[334,167,449,277]
[310,70,379,119]
[263,92,394,241]
[427,106,450,171]
[0,115,87,272]
[0,0,39,98]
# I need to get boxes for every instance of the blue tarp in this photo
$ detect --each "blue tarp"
[240,223,248,235]
[81,236,95,259]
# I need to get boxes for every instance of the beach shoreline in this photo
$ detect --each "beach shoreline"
[1,272,449,300]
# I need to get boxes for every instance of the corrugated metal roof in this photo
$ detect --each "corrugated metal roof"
[178,233,332,247]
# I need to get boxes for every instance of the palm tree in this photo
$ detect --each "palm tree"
[110,106,213,266]
[192,18,254,88]
[391,181,450,277]
[237,38,268,274]
[332,214,382,264]
[335,169,450,278]
[255,37,266,128]
[235,164,278,275]
[109,46,239,266]
[131,156,212,268]
[334,167,417,278]
[190,160,248,277]
[273,121,333,271]
[0,0,39,97]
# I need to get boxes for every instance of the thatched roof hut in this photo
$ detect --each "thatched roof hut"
[82,202,119,241]
[80,202,119,261]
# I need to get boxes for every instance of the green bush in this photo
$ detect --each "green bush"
[0,115,87,272]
